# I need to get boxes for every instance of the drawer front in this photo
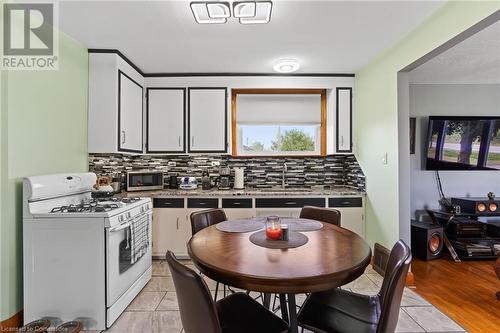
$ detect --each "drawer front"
[255,198,325,208]
[187,198,219,209]
[222,198,252,209]
[329,197,362,208]
[153,198,184,208]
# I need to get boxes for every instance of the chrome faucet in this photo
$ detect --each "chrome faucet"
[282,163,288,189]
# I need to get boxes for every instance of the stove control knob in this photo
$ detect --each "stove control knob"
[146,203,150,210]
[118,215,124,222]
[127,212,131,218]
[140,206,144,213]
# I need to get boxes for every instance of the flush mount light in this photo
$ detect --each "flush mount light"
[239,1,272,24]
[233,1,256,18]
[190,2,227,24]
[273,59,300,73]
[207,2,231,18]
[190,1,272,24]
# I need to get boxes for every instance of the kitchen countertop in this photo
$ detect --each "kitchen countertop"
[119,187,365,198]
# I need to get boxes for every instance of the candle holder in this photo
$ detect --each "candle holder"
[265,216,282,240]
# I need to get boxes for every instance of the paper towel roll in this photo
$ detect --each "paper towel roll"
[234,168,244,189]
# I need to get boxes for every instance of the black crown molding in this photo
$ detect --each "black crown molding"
[88,48,355,78]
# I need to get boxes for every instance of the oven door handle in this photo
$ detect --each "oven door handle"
[110,222,131,232]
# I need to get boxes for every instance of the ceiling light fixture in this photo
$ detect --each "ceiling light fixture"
[233,1,256,18]
[207,2,231,18]
[190,1,272,24]
[273,59,300,73]
[190,2,227,24]
[239,1,272,24]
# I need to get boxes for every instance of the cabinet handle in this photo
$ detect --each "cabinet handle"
[341,135,344,147]
[191,136,195,147]
[121,131,126,144]
[176,217,179,230]
[178,136,181,147]
[285,202,297,205]
[233,202,241,205]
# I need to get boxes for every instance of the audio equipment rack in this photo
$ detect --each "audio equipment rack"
[427,209,500,261]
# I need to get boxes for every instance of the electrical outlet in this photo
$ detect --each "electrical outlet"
[211,161,220,166]
[168,161,176,167]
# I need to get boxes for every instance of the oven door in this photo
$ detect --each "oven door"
[106,211,152,307]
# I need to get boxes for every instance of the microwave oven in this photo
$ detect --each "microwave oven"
[126,171,164,191]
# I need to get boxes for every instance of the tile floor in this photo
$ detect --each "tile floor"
[94,260,467,333]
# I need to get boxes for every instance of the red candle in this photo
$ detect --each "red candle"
[266,227,282,240]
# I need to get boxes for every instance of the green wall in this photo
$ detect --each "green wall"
[0,23,89,321]
[354,2,500,249]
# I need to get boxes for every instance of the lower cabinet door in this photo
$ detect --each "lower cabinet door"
[337,207,364,238]
[224,208,255,220]
[152,208,188,258]
[255,208,301,218]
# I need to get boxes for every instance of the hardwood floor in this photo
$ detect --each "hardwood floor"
[412,257,500,333]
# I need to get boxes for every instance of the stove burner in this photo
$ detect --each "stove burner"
[50,202,120,213]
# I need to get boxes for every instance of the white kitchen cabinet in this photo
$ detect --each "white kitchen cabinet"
[255,208,300,218]
[147,88,185,153]
[88,52,144,154]
[328,197,364,238]
[188,88,227,153]
[224,208,255,220]
[337,207,364,238]
[152,198,191,258]
[119,71,143,152]
[152,208,187,257]
[336,87,352,153]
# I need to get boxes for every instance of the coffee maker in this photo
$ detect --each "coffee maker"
[218,166,231,190]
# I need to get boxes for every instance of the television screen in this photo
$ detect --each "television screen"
[425,116,500,170]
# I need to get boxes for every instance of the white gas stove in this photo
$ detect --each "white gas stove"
[23,173,152,330]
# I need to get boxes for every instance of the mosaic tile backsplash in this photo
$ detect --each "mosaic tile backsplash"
[89,154,366,191]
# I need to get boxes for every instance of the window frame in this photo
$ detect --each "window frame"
[231,88,327,157]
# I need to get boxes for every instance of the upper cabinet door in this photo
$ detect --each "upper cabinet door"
[188,88,227,153]
[118,71,143,153]
[147,88,185,153]
[336,87,352,153]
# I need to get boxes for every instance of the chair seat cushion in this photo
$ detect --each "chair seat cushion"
[216,292,289,333]
[297,288,381,333]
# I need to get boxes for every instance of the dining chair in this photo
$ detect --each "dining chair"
[190,208,228,300]
[190,208,228,236]
[166,251,289,333]
[299,206,341,226]
[190,208,262,302]
[297,240,412,333]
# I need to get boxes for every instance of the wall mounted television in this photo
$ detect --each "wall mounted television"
[425,116,500,170]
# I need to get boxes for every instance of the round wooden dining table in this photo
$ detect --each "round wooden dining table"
[188,218,372,333]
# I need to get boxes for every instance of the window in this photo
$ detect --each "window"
[231,89,326,156]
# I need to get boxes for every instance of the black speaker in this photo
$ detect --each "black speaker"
[411,221,444,260]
